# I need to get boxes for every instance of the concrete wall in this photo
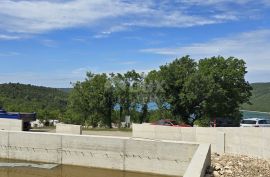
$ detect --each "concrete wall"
[184,143,211,177]
[132,124,270,160]
[0,130,204,177]
[0,119,22,131]
[56,123,82,135]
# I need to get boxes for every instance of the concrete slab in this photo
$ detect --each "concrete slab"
[0,119,22,131]
[56,123,82,135]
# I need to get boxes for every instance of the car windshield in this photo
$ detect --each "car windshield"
[241,120,257,124]
[258,120,269,124]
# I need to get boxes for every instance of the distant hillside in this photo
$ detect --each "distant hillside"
[0,83,68,119]
[58,88,72,93]
[242,83,270,112]
[0,82,269,119]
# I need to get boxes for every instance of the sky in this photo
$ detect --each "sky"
[0,0,270,88]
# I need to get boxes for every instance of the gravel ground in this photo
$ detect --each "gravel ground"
[205,153,270,177]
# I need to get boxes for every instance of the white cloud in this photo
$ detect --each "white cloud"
[0,34,22,40]
[40,39,58,47]
[141,29,270,77]
[0,0,153,34]
[71,67,92,75]
[93,25,130,38]
[0,0,251,37]
[181,0,252,5]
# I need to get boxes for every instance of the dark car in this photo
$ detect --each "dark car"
[210,117,239,127]
[151,119,191,127]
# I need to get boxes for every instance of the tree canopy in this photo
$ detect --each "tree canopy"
[0,56,252,127]
[64,55,252,127]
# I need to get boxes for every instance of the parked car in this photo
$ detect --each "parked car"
[240,118,270,127]
[210,117,240,127]
[151,119,191,127]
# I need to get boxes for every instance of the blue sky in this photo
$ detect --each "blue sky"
[0,0,270,87]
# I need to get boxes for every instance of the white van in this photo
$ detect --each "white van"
[240,118,270,127]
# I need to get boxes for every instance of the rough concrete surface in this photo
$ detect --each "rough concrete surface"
[0,130,202,177]
[132,124,270,160]
[56,123,82,135]
[0,119,22,131]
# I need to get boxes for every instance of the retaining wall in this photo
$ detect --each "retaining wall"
[0,119,22,131]
[132,124,270,160]
[56,123,82,135]
[0,130,209,177]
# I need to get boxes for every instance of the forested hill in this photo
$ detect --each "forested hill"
[242,83,270,112]
[0,81,269,121]
[58,88,72,93]
[0,83,68,119]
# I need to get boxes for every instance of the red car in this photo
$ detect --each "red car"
[151,119,191,127]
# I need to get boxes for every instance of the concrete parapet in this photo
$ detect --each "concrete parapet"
[132,124,270,160]
[132,123,156,139]
[184,143,211,177]
[0,130,205,177]
[56,123,82,135]
[0,131,9,159]
[61,135,125,170]
[216,132,225,154]
[125,138,198,176]
[0,119,22,131]
[8,131,62,163]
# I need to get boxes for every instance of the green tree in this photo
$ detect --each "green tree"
[136,73,149,123]
[198,56,252,122]
[145,70,168,120]
[159,55,197,123]
[66,72,115,127]
[111,73,126,127]
[112,70,142,125]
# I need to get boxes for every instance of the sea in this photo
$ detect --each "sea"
[241,110,270,120]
